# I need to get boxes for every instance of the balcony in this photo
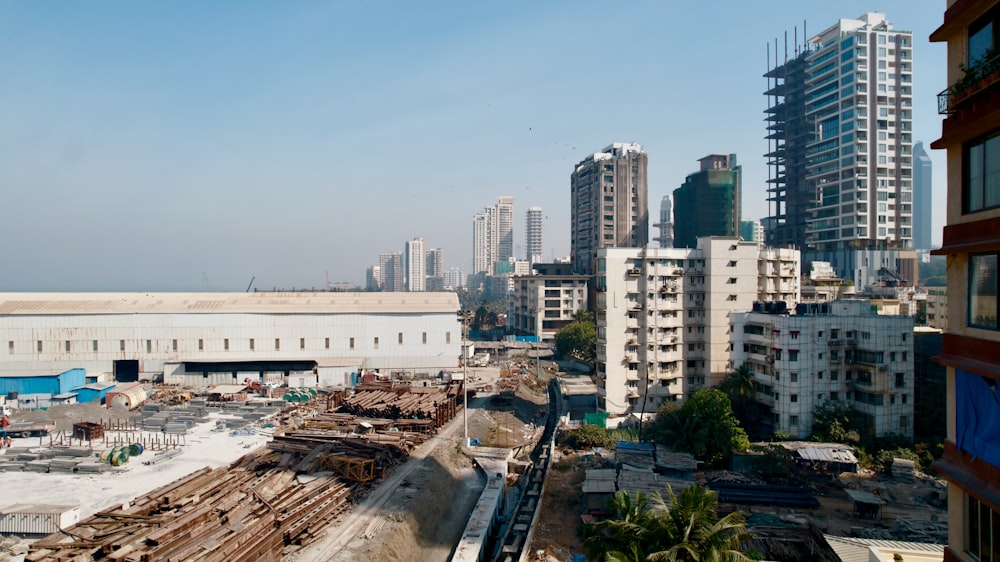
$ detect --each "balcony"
[938,49,1000,114]
[626,268,642,276]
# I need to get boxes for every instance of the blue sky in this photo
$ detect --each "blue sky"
[0,1,947,291]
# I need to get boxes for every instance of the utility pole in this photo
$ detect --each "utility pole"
[460,310,470,447]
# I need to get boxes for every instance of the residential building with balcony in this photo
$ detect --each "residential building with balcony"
[594,237,800,415]
[930,1,1000,560]
[731,299,914,439]
[508,262,589,342]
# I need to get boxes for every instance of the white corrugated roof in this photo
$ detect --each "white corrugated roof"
[824,534,944,562]
[0,292,460,315]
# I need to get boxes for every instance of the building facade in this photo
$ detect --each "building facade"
[594,238,799,415]
[654,195,673,248]
[571,143,649,275]
[672,154,742,249]
[804,13,915,251]
[913,141,934,250]
[473,196,515,276]
[526,206,543,265]
[508,263,589,341]
[731,300,915,439]
[765,13,915,255]
[404,237,426,292]
[0,293,462,388]
[930,1,1000,559]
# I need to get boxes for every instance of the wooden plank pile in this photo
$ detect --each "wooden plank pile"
[27,450,353,562]
[339,384,457,427]
[267,431,410,480]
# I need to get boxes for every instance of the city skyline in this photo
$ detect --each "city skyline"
[0,2,947,291]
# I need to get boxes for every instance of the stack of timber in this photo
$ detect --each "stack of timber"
[27,449,353,562]
[339,383,459,427]
[268,431,411,481]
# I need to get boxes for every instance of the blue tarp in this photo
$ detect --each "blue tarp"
[955,369,1000,468]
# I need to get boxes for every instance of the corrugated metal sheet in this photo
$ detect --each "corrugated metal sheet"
[0,504,80,535]
[0,292,460,315]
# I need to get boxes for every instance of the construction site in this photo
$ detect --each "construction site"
[0,360,558,562]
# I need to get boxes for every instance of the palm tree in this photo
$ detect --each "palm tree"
[647,485,752,562]
[587,485,752,562]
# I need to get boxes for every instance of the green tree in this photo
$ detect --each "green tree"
[811,400,864,444]
[652,389,750,466]
[586,485,752,562]
[716,364,764,439]
[555,309,596,364]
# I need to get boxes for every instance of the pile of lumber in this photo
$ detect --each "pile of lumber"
[339,385,457,426]
[27,450,352,562]
[268,431,410,480]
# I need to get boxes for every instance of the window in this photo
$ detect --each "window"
[727,277,737,284]
[275,338,280,350]
[790,415,799,426]
[969,9,998,65]
[171,339,177,352]
[120,340,125,351]
[8,341,12,354]
[300,338,306,350]
[789,350,799,362]
[446,332,451,344]
[831,391,839,400]
[65,340,71,352]
[325,337,330,349]
[350,337,355,350]
[146,340,152,353]
[970,253,999,329]
[373,337,379,350]
[831,371,839,381]
[249,338,255,351]
[422,332,427,344]
[198,339,204,351]
[398,332,404,344]
[790,372,799,382]
[965,131,1000,213]
[790,394,798,403]
[224,339,229,351]
[966,494,1000,560]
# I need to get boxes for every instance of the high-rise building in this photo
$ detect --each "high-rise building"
[654,195,673,248]
[672,155,742,249]
[443,268,464,291]
[425,248,443,278]
[526,207,543,264]
[404,238,426,292]
[472,197,515,275]
[379,252,403,292]
[739,219,764,248]
[912,141,933,250]
[765,13,914,252]
[571,143,648,275]
[930,2,1000,558]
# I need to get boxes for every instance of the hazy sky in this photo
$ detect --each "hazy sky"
[0,1,947,291]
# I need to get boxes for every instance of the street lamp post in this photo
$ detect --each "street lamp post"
[460,310,470,447]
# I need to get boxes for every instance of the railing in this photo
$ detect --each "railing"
[938,50,1000,114]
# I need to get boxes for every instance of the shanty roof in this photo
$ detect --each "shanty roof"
[844,489,887,506]
[0,292,460,316]
[824,534,944,562]
[0,504,78,515]
[797,447,858,464]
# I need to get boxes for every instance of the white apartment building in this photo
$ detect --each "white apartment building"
[508,263,589,341]
[804,13,915,249]
[595,238,800,415]
[731,299,914,438]
[526,206,543,264]
[405,237,426,292]
[472,196,515,275]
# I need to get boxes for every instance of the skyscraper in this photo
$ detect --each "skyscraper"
[404,238,426,292]
[379,252,403,292]
[653,195,673,248]
[526,207,543,265]
[765,13,914,252]
[570,143,648,275]
[472,197,515,275]
[672,154,742,249]
[912,141,933,250]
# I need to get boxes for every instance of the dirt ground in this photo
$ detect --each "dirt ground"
[529,450,589,560]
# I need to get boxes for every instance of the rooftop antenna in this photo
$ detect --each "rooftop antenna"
[246,276,255,292]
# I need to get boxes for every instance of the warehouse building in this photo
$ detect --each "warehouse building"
[0,292,461,388]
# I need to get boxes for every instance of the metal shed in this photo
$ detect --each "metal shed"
[0,504,80,536]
